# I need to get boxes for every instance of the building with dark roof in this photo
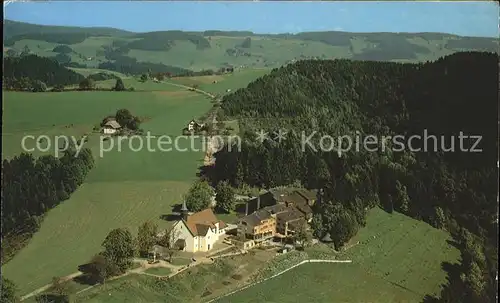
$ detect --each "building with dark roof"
[238,188,317,239]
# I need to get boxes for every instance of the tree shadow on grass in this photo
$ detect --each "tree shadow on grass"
[234,202,247,215]
[197,165,217,187]
[35,293,69,303]
[73,263,99,286]
[446,238,462,250]
[159,214,180,222]
[421,233,466,303]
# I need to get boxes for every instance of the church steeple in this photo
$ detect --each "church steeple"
[181,200,189,221]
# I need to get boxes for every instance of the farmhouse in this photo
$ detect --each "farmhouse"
[171,202,227,253]
[276,208,306,237]
[247,189,316,217]
[187,120,204,132]
[238,206,278,241]
[102,120,121,135]
[279,191,314,222]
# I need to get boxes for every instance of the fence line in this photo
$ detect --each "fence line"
[205,258,352,303]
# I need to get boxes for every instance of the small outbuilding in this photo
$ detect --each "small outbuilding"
[102,120,121,135]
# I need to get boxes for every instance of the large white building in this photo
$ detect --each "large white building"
[171,203,226,253]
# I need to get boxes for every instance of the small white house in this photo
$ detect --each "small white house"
[102,120,121,135]
[187,120,199,132]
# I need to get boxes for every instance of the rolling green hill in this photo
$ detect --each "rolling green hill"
[4,20,498,72]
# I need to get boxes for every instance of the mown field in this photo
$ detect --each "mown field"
[216,208,461,303]
[1,70,264,295]
[170,68,270,95]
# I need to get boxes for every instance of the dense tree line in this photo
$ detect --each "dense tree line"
[3,55,84,88]
[1,148,95,263]
[62,62,87,68]
[97,58,190,76]
[52,53,72,65]
[4,19,132,40]
[203,30,255,37]
[128,31,211,51]
[4,33,91,46]
[87,72,120,81]
[207,51,497,302]
[52,45,73,54]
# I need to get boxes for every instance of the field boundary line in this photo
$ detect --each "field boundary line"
[163,81,215,98]
[205,258,352,303]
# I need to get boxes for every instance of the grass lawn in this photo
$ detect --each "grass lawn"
[1,90,208,158]
[170,69,271,95]
[95,78,184,92]
[218,263,422,303]
[1,84,213,295]
[69,67,128,78]
[217,208,461,303]
[169,258,192,266]
[144,267,172,276]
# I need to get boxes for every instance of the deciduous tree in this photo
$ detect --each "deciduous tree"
[137,221,158,257]
[79,78,95,91]
[294,221,312,249]
[185,180,213,212]
[102,228,134,273]
[157,226,181,262]
[215,180,235,213]
[113,78,126,91]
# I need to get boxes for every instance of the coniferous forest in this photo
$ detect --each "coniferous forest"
[3,55,85,88]
[205,52,498,303]
[1,148,95,263]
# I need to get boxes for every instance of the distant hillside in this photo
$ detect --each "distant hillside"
[4,20,133,39]
[3,55,85,87]
[4,20,498,72]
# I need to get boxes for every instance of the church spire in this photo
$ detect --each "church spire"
[181,200,189,220]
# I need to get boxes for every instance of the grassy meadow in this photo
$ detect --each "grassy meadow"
[1,73,236,294]
[170,68,270,95]
[217,208,461,303]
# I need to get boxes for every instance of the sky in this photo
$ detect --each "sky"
[4,1,500,37]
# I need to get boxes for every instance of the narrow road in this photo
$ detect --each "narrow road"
[163,81,215,98]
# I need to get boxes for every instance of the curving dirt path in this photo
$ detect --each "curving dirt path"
[163,81,216,99]
[20,255,219,301]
